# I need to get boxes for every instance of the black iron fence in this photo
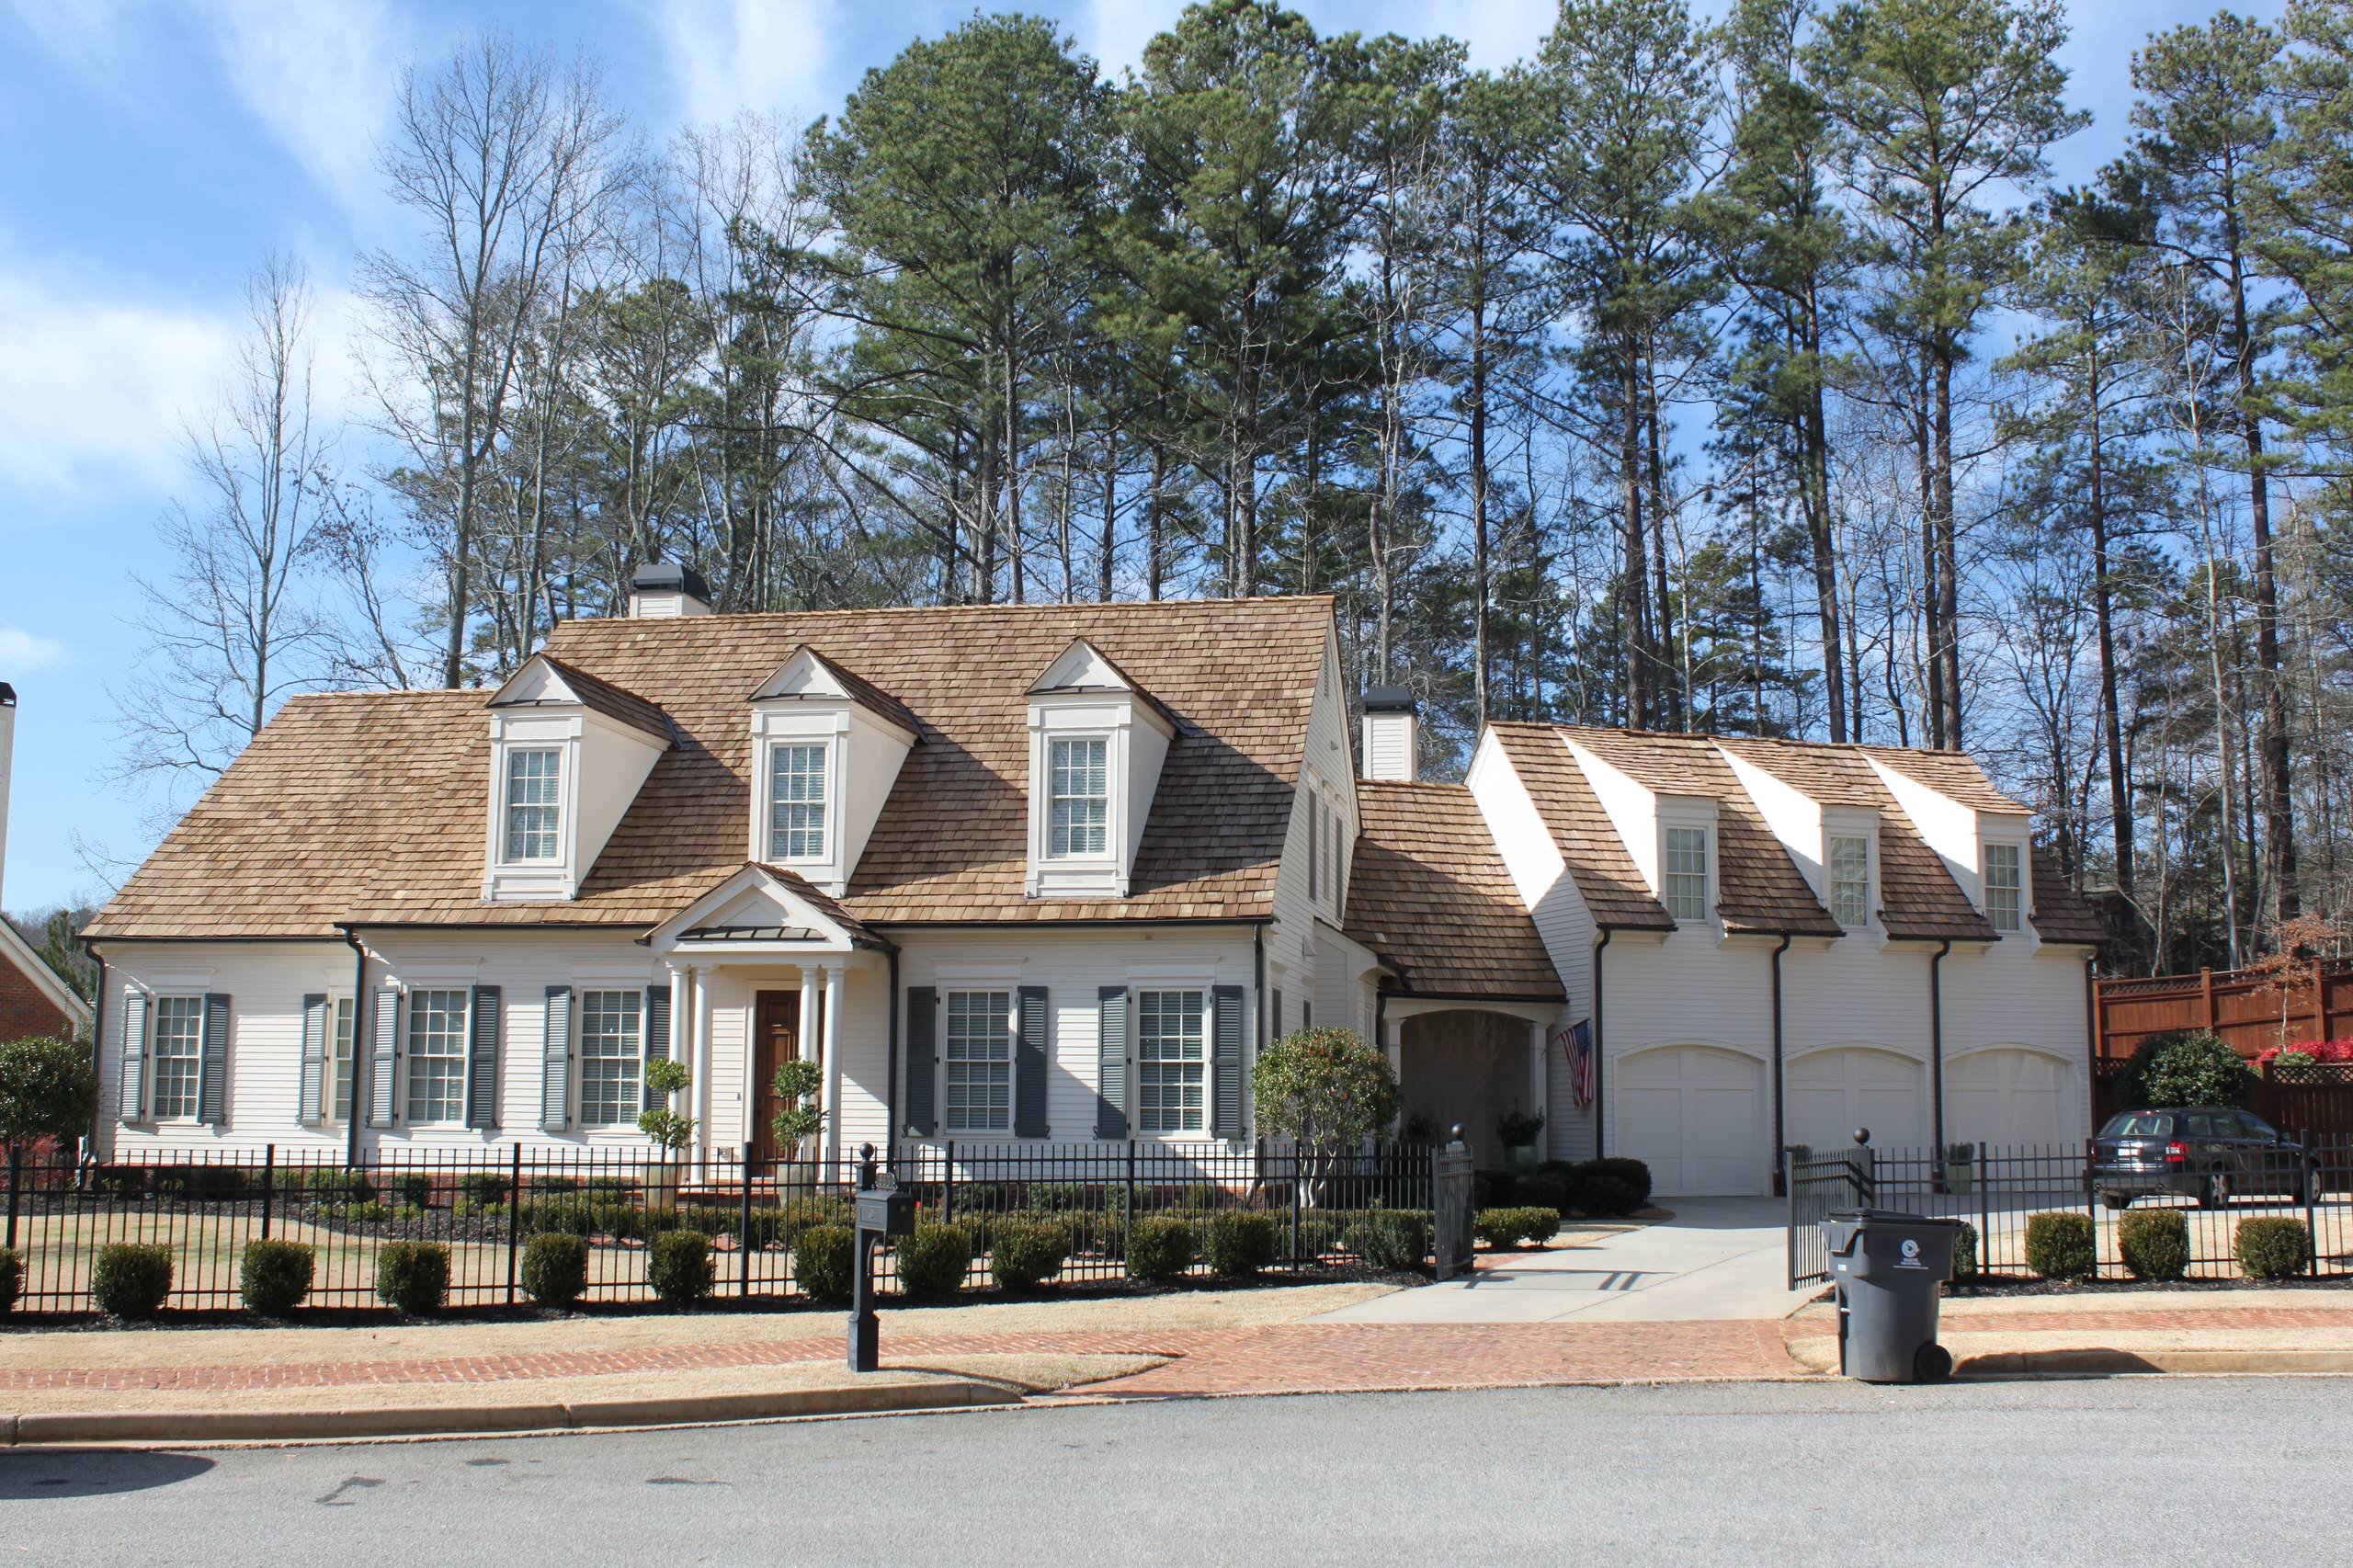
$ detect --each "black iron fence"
[1787,1138,2353,1289]
[1,1140,1438,1316]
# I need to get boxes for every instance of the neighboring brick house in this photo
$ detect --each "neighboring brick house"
[0,681,94,1047]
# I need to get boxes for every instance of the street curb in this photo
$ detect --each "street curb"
[1,1379,1019,1447]
[1784,1335,2353,1380]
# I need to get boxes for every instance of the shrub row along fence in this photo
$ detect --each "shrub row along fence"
[0,1141,1439,1316]
[1787,1140,2353,1289]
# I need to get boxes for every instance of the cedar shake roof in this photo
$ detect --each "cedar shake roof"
[1344,781,1564,1000]
[760,645,923,737]
[1862,745,2029,814]
[2029,851,2108,946]
[88,597,1332,941]
[525,655,675,743]
[1486,723,1674,931]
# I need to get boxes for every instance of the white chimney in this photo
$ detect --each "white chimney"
[1360,685,1417,783]
[627,560,713,619]
[0,681,15,903]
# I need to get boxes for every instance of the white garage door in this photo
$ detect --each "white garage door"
[1787,1048,1927,1155]
[1947,1049,2075,1149]
[1616,1046,1767,1196]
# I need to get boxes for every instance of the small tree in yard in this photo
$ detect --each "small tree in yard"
[2119,1031,2256,1108]
[769,1058,825,1156]
[1251,1028,1401,1207]
[638,1058,695,1153]
[0,1035,97,1162]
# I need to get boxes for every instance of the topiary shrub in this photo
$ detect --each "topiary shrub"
[991,1219,1072,1291]
[1203,1210,1279,1278]
[94,1243,174,1318]
[1342,1210,1431,1271]
[386,1171,433,1208]
[375,1241,450,1314]
[0,1245,21,1314]
[1586,1157,1653,1210]
[459,1172,509,1208]
[239,1239,314,1315]
[648,1230,715,1305]
[2235,1216,2313,1280]
[1514,1207,1561,1246]
[794,1223,855,1304]
[520,1233,590,1308]
[1475,1209,1530,1250]
[2024,1211,2097,1281]
[2118,1029,2256,1109]
[2118,1210,2190,1282]
[894,1223,975,1300]
[1125,1216,1197,1283]
[1951,1221,1979,1283]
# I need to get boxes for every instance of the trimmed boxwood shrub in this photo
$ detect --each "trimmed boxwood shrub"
[1951,1222,1979,1284]
[794,1223,855,1304]
[0,1245,20,1314]
[2236,1216,2313,1280]
[2024,1211,2097,1281]
[307,1167,374,1200]
[375,1241,450,1314]
[1513,1174,1574,1213]
[459,1172,509,1208]
[1343,1210,1431,1270]
[520,1233,590,1308]
[1203,1210,1279,1278]
[992,1219,1072,1291]
[386,1171,433,1208]
[2118,1210,2190,1282]
[240,1239,315,1315]
[94,1243,175,1317]
[1125,1216,1197,1283]
[894,1223,974,1300]
[1476,1207,1558,1250]
[1585,1157,1653,1210]
[648,1230,716,1305]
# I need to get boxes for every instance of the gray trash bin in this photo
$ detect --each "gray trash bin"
[1823,1208,1962,1383]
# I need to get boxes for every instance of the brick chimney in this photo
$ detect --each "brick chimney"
[1360,685,1417,783]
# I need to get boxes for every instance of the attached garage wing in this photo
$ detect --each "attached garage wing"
[1946,1048,2077,1150]
[1787,1047,1927,1156]
[1615,1045,1767,1196]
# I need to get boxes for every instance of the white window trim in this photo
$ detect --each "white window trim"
[1044,734,1112,861]
[403,985,474,1129]
[146,992,207,1125]
[940,987,1018,1136]
[764,736,835,865]
[1658,809,1717,930]
[1824,825,1876,933]
[327,991,358,1126]
[482,711,585,902]
[1982,837,2029,939]
[1133,984,1212,1142]
[500,745,565,865]
[574,986,646,1131]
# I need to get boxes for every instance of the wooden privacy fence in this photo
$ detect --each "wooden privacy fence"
[2095,960,2353,1063]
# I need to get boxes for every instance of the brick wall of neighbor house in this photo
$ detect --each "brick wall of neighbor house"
[1,951,75,1044]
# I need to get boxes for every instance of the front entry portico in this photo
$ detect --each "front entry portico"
[1380,997,1560,1168]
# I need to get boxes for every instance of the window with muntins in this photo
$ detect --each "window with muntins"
[1985,843,2023,932]
[578,990,642,1127]
[1830,835,1870,927]
[405,989,470,1123]
[767,744,828,860]
[944,990,1013,1132]
[1049,737,1108,857]
[1138,989,1206,1133]
[331,996,356,1121]
[1664,826,1710,923]
[504,748,563,862]
[151,995,204,1119]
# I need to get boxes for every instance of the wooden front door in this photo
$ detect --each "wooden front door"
[751,989,816,1164]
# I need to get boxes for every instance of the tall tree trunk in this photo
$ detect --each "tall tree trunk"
[1470,293,1492,724]
[2226,221,2296,926]
[1802,287,1847,744]
[1643,349,1679,730]
[1146,443,1165,602]
[2086,348,2132,904]
[1620,347,1648,730]
[1932,348,1962,750]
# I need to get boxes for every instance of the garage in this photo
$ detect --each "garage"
[1615,1045,1767,1196]
[1946,1047,2075,1149]
[1787,1047,1928,1155]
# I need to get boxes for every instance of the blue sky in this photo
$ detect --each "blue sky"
[0,0,2284,917]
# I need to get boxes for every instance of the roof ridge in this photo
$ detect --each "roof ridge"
[552,594,1337,633]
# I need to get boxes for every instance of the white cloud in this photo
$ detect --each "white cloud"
[0,627,68,672]
[646,0,835,127]
[1080,0,1176,79]
[203,0,405,216]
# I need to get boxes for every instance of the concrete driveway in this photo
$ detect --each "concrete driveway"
[1315,1198,1818,1324]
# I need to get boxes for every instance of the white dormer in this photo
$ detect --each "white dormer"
[1866,756,2032,938]
[483,654,671,903]
[1720,747,1879,934]
[1024,639,1176,899]
[746,646,919,898]
[1565,736,1718,929]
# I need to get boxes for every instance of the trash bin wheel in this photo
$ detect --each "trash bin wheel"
[1914,1343,1953,1383]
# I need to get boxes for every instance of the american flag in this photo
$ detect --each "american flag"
[1561,1020,1595,1108]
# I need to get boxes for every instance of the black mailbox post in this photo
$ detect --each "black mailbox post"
[848,1143,914,1372]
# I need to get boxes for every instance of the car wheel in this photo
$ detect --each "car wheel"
[2100,1191,2131,1212]
[2200,1171,2229,1210]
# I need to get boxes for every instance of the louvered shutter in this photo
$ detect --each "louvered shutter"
[904,987,938,1136]
[117,989,149,1123]
[1014,985,1049,1139]
[299,994,328,1124]
[540,986,573,1133]
[198,993,231,1126]
[368,987,401,1128]
[645,984,672,1064]
[1095,986,1129,1140]
[1211,984,1245,1140]
[1307,787,1319,900]
[466,985,501,1131]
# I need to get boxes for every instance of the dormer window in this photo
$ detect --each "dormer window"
[503,748,563,862]
[1664,825,1710,922]
[483,654,671,903]
[1049,738,1109,857]
[1984,842,2023,933]
[746,646,917,896]
[767,743,830,861]
[1829,834,1870,928]
[1024,639,1176,899]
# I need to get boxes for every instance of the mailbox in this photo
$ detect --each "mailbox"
[857,1183,915,1238]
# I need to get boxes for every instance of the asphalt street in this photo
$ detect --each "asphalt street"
[5,1378,2340,1566]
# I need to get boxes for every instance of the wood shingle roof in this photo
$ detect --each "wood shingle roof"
[1344,781,1564,1000]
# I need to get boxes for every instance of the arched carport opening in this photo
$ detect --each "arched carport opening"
[1381,999,1557,1168]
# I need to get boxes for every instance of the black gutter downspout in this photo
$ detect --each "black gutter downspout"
[1592,927,1614,1161]
[1769,934,1792,1192]
[884,948,901,1167]
[1929,939,1953,1160]
[1252,925,1267,1138]
[342,927,368,1169]
[2084,951,2099,1134]
[89,952,108,1169]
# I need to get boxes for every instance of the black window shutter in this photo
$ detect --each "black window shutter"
[903,987,938,1136]
[1211,984,1245,1140]
[300,994,328,1124]
[199,993,232,1127]
[1272,988,1284,1040]
[117,989,149,1124]
[1095,986,1129,1140]
[644,984,672,1063]
[368,987,401,1129]
[540,986,573,1133]
[1015,985,1050,1139]
[1307,786,1318,901]
[466,985,502,1131]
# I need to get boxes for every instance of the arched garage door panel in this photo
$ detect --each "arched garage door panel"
[1617,1046,1766,1196]
[1788,1049,1927,1154]
[1947,1049,2075,1148]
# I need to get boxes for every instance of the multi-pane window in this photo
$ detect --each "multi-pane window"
[331,996,356,1121]
[503,748,562,862]
[1829,835,1871,928]
[1664,826,1710,923]
[1049,738,1108,857]
[768,743,828,860]
[405,989,470,1124]
[151,995,204,1119]
[1984,843,2023,933]
[578,990,642,1127]
[1138,989,1206,1134]
[944,991,1013,1133]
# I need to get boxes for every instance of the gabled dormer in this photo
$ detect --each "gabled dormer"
[1024,639,1177,899]
[1866,755,2033,939]
[1719,745,1881,935]
[1565,737,1720,929]
[745,646,920,898]
[483,654,672,903]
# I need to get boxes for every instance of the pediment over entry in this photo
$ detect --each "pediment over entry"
[642,864,891,956]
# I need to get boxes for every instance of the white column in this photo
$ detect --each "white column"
[823,964,846,1168]
[690,965,714,1162]
[801,964,827,1167]
[1385,1016,1405,1137]
[1529,1018,1550,1158]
